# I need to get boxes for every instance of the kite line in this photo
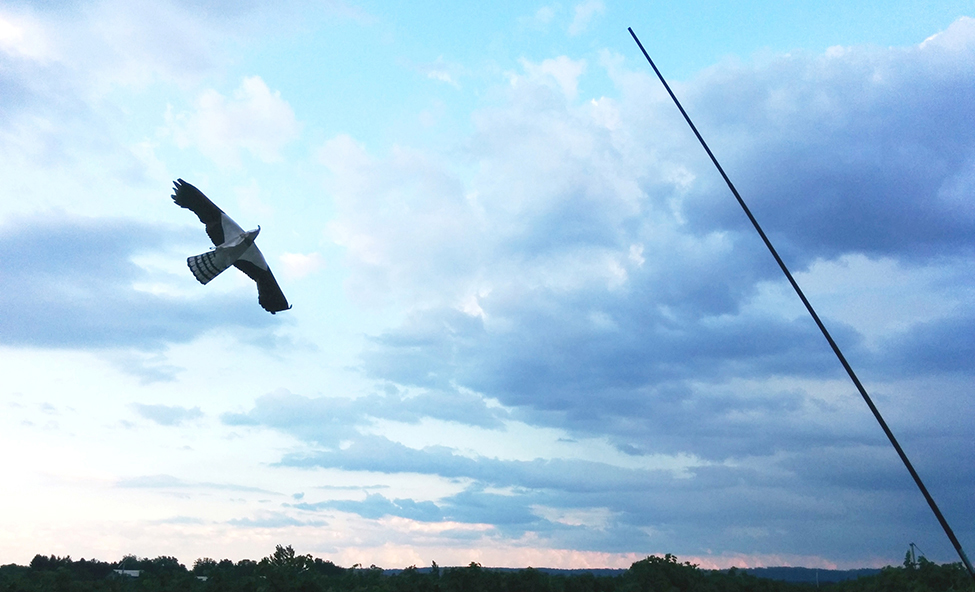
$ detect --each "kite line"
[626,27,975,581]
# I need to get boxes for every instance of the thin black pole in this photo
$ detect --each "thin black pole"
[627,27,975,581]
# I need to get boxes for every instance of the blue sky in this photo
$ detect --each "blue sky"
[1,0,973,571]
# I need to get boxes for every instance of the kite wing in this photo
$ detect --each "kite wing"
[171,178,244,246]
[234,245,291,314]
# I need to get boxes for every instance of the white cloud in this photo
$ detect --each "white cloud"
[518,55,587,99]
[0,12,54,61]
[321,138,478,306]
[532,505,615,528]
[0,1,220,98]
[279,252,325,279]
[920,15,975,51]
[421,56,462,88]
[167,76,301,168]
[534,5,557,25]
[567,0,604,36]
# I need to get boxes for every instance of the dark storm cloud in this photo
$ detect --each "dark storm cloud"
[0,215,275,349]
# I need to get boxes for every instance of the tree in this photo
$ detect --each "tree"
[260,545,317,592]
[622,554,703,592]
[29,554,72,571]
[193,557,218,576]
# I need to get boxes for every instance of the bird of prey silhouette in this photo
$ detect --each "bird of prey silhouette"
[171,179,291,314]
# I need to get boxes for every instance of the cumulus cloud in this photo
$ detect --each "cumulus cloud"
[167,76,301,168]
[322,19,975,438]
[293,21,975,560]
[672,29,975,263]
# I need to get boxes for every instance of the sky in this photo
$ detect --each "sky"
[0,0,973,572]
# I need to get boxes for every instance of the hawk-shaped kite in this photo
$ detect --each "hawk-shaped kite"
[172,179,291,314]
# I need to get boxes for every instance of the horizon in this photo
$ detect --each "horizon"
[1,0,974,571]
[3,547,911,572]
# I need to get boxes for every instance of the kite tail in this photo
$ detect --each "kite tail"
[187,250,232,284]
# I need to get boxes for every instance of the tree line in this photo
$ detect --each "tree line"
[1,545,971,591]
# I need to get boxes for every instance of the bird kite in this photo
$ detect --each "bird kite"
[171,178,291,314]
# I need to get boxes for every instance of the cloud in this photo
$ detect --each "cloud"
[279,252,325,280]
[221,387,508,448]
[227,395,917,555]
[532,5,557,26]
[132,403,204,425]
[117,474,278,494]
[292,21,975,561]
[567,0,603,36]
[568,0,606,37]
[921,15,975,51]
[674,32,975,264]
[299,493,444,522]
[167,76,301,167]
[272,433,951,557]
[0,214,277,350]
[0,11,53,61]
[320,135,480,307]
[0,1,219,101]
[228,512,327,528]
[876,313,975,376]
[280,435,685,493]
[517,56,587,100]
[415,56,463,89]
[321,20,975,444]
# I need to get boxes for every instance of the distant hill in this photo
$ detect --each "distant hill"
[383,566,627,577]
[739,566,881,583]
[384,565,882,583]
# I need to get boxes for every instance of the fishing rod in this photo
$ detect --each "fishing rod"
[627,27,975,581]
